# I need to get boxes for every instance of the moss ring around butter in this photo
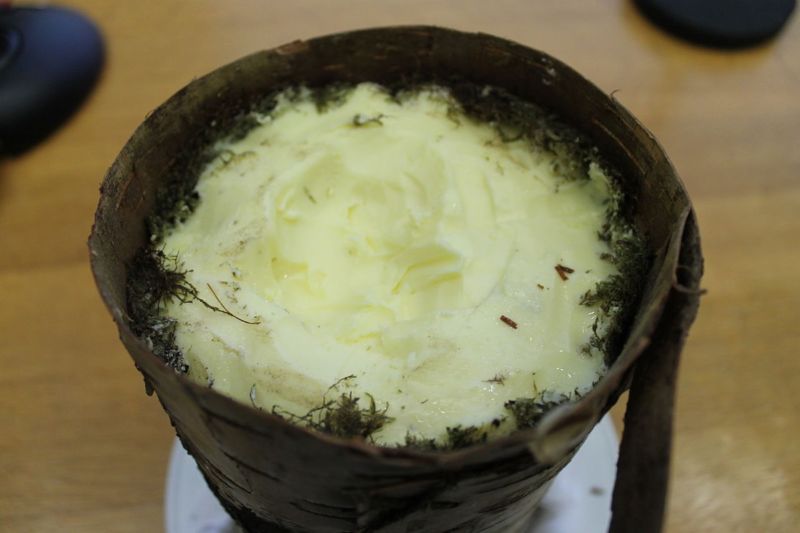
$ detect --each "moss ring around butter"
[90,26,703,533]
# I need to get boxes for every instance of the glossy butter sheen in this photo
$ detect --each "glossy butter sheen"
[161,84,618,445]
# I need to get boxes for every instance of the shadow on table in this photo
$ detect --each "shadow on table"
[619,0,778,65]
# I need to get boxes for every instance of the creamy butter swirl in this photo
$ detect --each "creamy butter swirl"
[161,84,619,445]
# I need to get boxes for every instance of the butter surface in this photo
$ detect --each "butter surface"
[161,84,619,445]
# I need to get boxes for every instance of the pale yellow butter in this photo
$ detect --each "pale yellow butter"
[161,84,619,445]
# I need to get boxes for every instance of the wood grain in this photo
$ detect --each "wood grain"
[1,1,798,532]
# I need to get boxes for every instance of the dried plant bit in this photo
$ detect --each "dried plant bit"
[249,384,258,407]
[352,113,385,127]
[206,283,261,325]
[326,374,358,392]
[485,373,507,385]
[219,149,235,165]
[302,186,317,204]
[554,264,575,281]
[500,315,518,329]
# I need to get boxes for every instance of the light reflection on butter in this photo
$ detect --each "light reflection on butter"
[161,84,619,445]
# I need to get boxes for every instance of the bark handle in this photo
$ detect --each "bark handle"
[608,212,703,533]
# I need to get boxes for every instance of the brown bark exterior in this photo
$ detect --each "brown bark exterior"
[89,27,703,532]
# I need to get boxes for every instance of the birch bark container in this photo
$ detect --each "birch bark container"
[90,27,703,533]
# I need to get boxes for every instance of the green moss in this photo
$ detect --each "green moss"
[504,391,575,429]
[442,82,600,182]
[402,417,512,451]
[126,249,195,372]
[147,189,201,245]
[403,434,440,451]
[580,232,648,362]
[273,377,393,441]
[126,248,260,371]
[445,425,488,448]
[318,392,392,439]
[311,83,353,113]
[401,426,487,451]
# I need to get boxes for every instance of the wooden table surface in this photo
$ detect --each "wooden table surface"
[1,1,798,531]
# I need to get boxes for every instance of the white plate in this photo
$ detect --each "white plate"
[165,416,618,533]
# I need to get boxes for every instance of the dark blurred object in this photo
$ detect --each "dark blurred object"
[635,0,796,48]
[0,5,104,155]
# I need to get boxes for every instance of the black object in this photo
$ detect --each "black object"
[0,6,104,155]
[635,0,796,48]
